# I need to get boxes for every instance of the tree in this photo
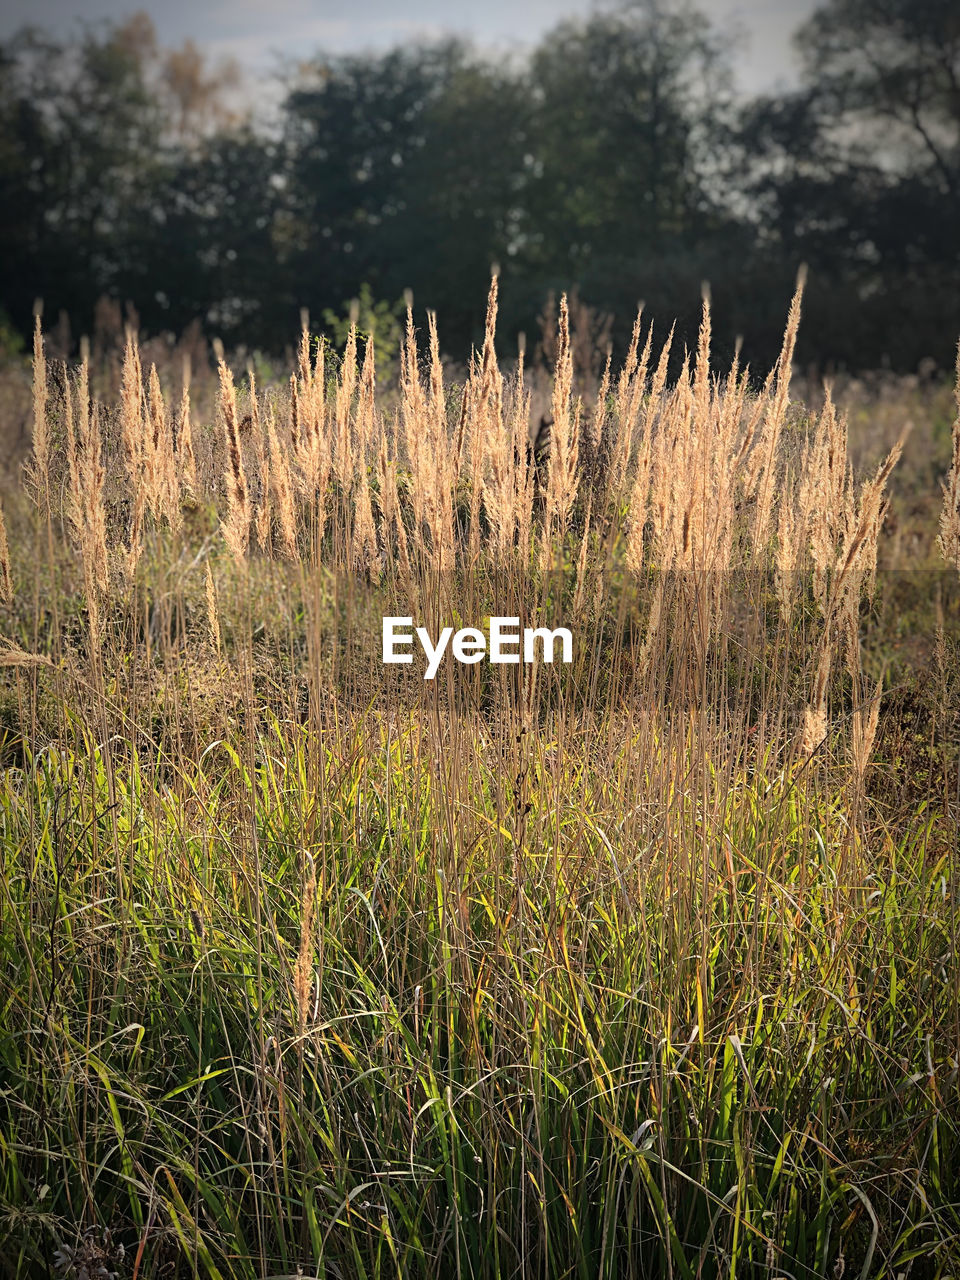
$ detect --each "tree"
[516,0,745,359]
[0,13,252,344]
[795,0,959,198]
[130,129,283,345]
[527,1,730,254]
[736,0,960,369]
[0,19,165,332]
[279,41,529,351]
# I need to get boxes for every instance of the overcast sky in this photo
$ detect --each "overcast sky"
[0,0,818,95]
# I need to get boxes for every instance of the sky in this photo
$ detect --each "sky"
[0,0,819,95]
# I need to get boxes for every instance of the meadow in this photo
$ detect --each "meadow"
[0,279,959,1279]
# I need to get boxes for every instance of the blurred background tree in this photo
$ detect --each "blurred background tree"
[279,40,529,354]
[516,1,748,353]
[736,0,960,369]
[0,0,957,371]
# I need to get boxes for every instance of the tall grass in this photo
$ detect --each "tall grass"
[0,281,958,1278]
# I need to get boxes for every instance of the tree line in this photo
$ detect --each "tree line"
[1,0,958,372]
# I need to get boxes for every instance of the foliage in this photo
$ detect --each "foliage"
[0,282,958,1276]
[0,1,957,369]
[322,284,406,383]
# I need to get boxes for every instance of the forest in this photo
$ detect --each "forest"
[1,0,958,372]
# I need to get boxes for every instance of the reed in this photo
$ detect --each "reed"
[938,341,960,571]
[0,283,958,1280]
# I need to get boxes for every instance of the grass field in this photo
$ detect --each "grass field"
[1,281,959,1278]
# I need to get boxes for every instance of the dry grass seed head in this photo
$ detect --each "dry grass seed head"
[333,325,358,488]
[205,559,221,653]
[218,359,250,562]
[0,502,12,603]
[28,316,49,510]
[294,853,318,1036]
[937,341,960,571]
[62,362,81,531]
[178,356,197,494]
[546,292,579,529]
[267,407,299,562]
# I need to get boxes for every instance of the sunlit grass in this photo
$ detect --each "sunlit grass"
[1,704,957,1278]
[0,287,958,1277]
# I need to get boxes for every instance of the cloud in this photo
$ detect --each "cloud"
[0,0,816,92]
